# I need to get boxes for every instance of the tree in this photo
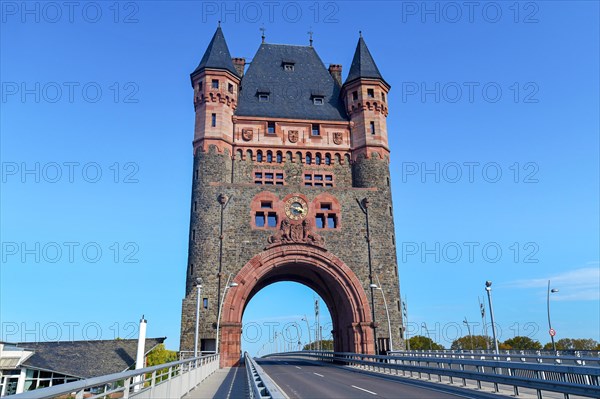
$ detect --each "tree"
[450,335,493,350]
[303,339,333,351]
[146,344,177,366]
[408,335,444,350]
[501,336,542,350]
[544,338,599,350]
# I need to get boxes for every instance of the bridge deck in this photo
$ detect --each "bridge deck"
[183,366,248,399]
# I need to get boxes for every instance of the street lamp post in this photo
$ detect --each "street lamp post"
[194,277,203,358]
[402,299,410,350]
[463,317,474,350]
[485,281,500,355]
[373,275,394,352]
[547,280,559,351]
[301,315,312,350]
[479,297,490,350]
[421,322,433,350]
[215,273,238,354]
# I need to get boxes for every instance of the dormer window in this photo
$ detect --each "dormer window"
[282,59,295,71]
[311,90,325,106]
[257,88,270,103]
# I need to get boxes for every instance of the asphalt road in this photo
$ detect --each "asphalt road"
[256,358,493,399]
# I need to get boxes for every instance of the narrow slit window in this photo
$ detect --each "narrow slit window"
[203,298,208,309]
[315,214,325,229]
[267,213,278,227]
[312,124,320,136]
[327,215,337,229]
[370,121,376,134]
[211,113,217,127]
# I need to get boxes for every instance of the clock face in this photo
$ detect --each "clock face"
[285,197,308,220]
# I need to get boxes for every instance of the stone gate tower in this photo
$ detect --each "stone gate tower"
[180,27,403,366]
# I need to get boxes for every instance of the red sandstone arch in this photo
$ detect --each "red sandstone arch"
[219,243,374,367]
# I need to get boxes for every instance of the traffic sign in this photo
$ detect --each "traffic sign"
[549,328,556,336]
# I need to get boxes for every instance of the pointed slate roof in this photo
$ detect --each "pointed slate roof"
[345,35,387,86]
[17,338,166,378]
[192,27,239,78]
[235,43,348,121]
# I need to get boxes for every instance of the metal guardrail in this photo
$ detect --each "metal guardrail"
[267,351,600,398]
[244,352,287,399]
[11,354,219,399]
[389,350,600,367]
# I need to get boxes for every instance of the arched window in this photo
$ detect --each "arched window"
[266,151,273,163]
[257,151,263,162]
[276,151,283,163]
[315,153,322,165]
[335,154,341,164]
[236,149,243,160]
[246,149,253,160]
[325,153,331,165]
[306,152,312,165]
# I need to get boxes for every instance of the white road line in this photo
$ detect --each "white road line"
[351,385,377,395]
[313,372,324,377]
[295,366,302,369]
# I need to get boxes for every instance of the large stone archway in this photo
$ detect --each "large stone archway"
[219,243,374,367]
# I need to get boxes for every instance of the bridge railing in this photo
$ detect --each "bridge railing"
[11,354,219,399]
[388,350,600,367]
[244,352,287,399]
[266,351,600,398]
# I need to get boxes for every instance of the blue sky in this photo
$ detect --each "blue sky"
[1,2,598,354]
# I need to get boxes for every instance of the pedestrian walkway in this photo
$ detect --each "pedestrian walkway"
[184,366,248,399]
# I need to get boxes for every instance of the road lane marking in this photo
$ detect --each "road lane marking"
[295,366,302,369]
[351,385,377,395]
[313,372,324,377]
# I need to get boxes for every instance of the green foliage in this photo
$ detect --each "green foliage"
[450,335,493,350]
[501,336,542,350]
[146,344,177,366]
[543,338,600,350]
[303,339,333,351]
[408,335,444,350]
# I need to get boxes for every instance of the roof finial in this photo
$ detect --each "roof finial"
[260,25,266,43]
[308,28,314,46]
[218,20,221,28]
[359,30,362,38]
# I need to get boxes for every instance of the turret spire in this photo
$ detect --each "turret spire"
[191,26,239,78]
[344,33,387,86]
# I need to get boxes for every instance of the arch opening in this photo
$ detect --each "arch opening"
[220,244,374,367]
